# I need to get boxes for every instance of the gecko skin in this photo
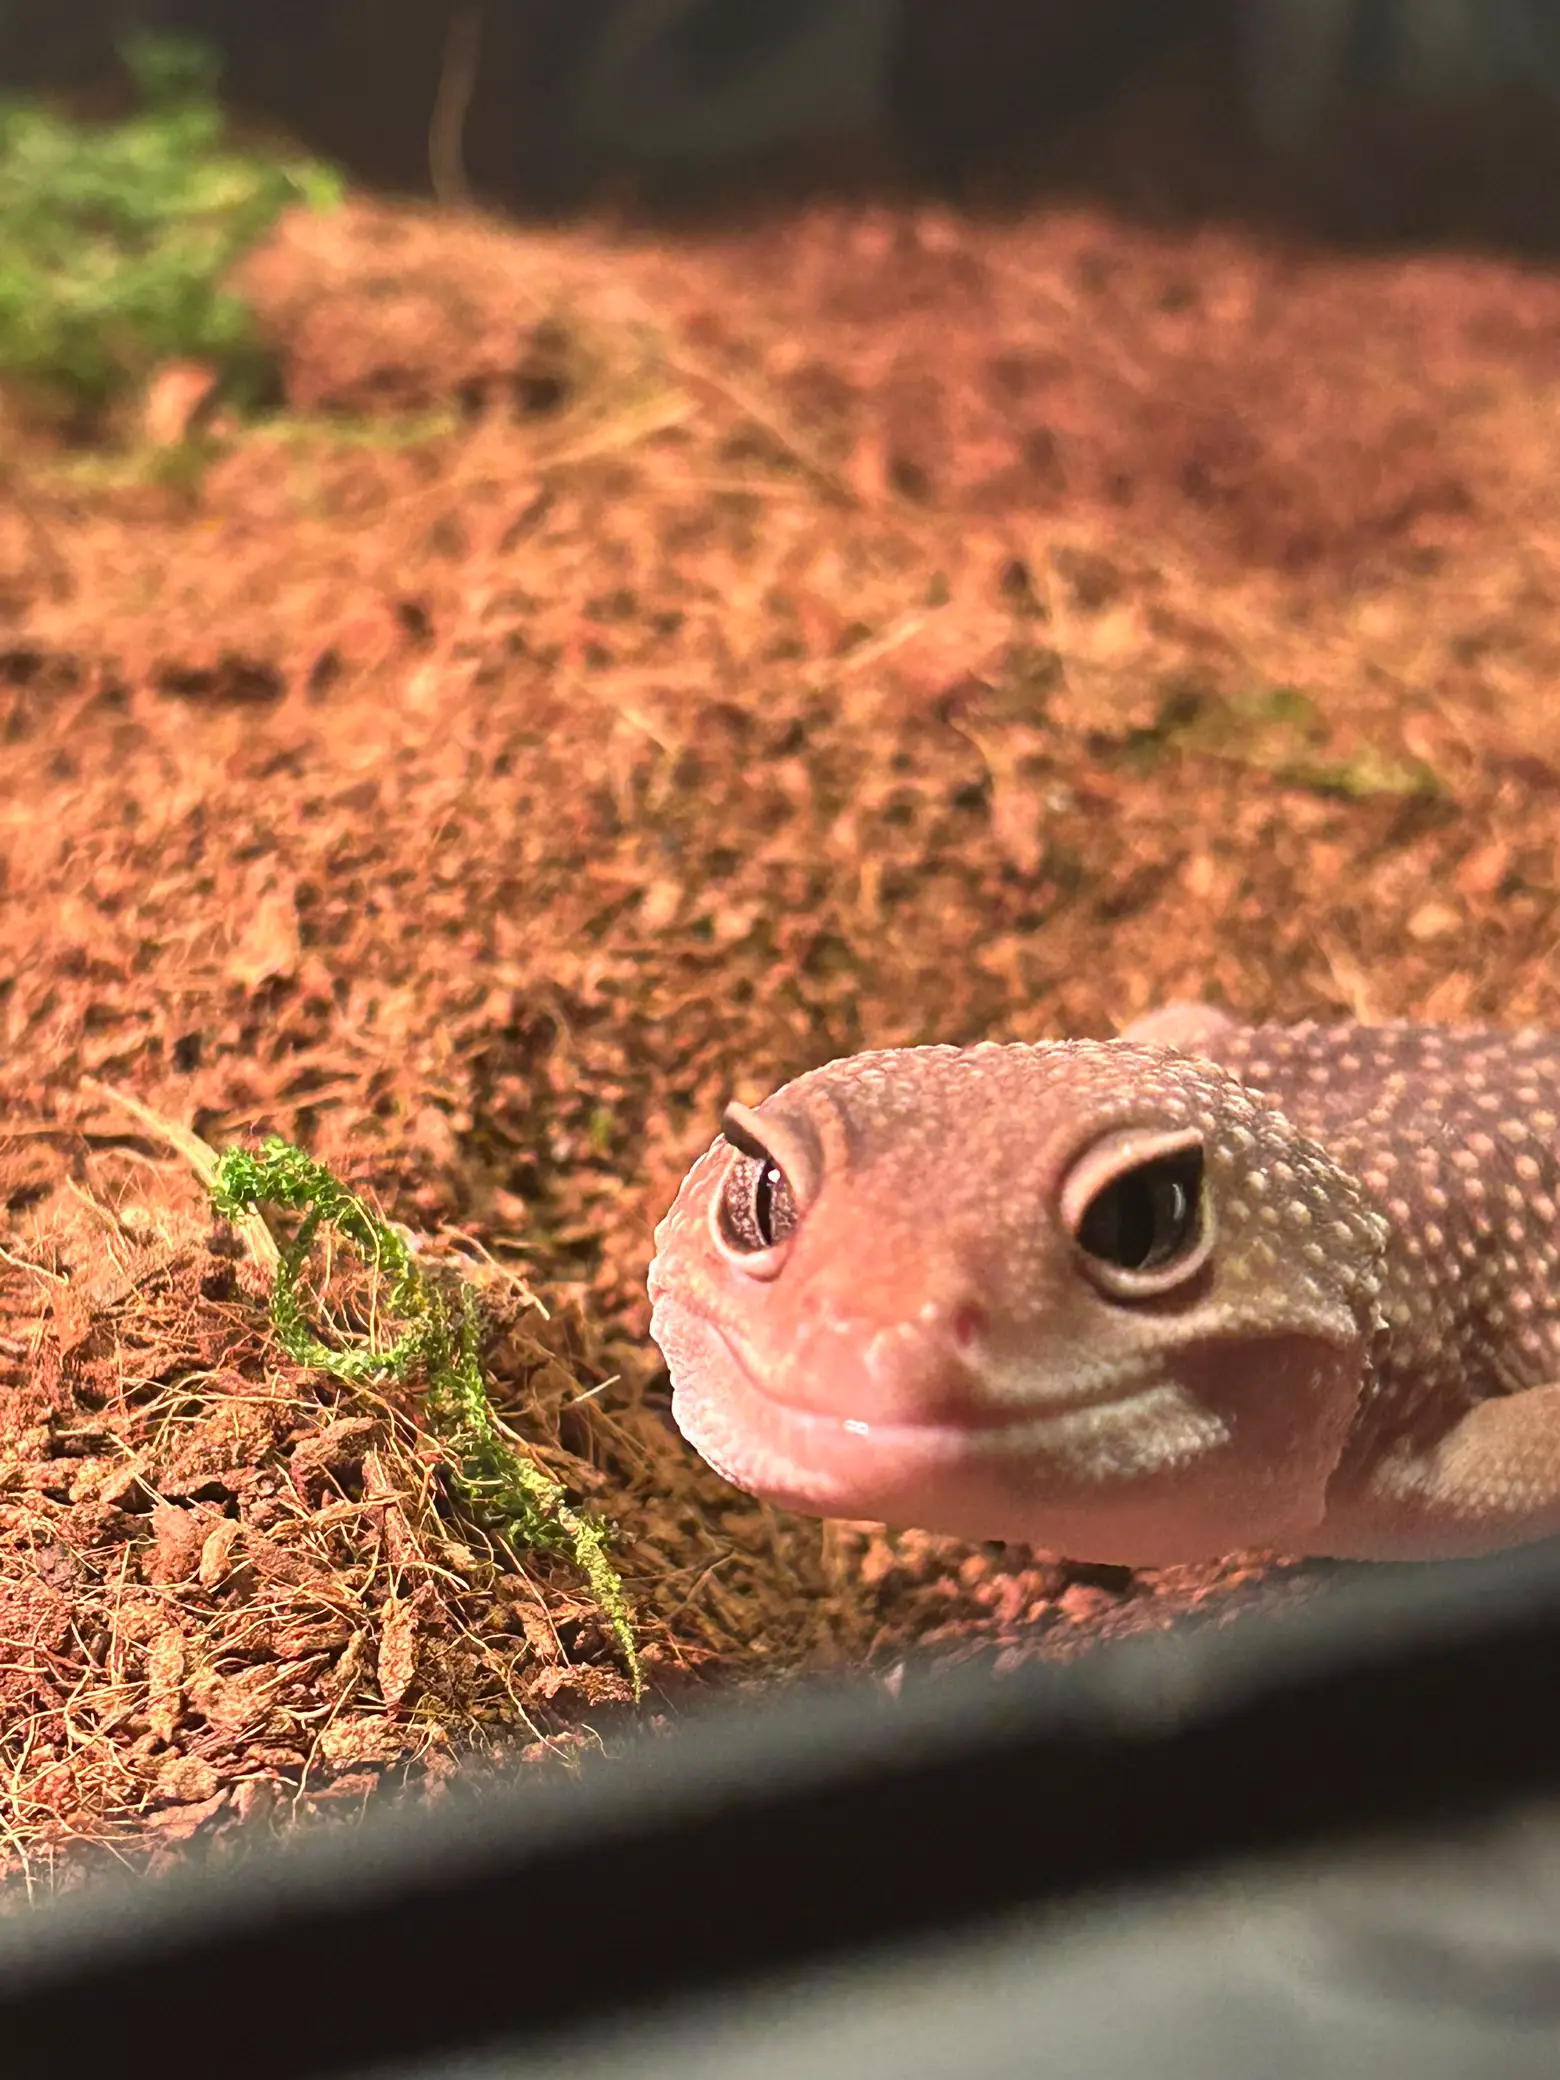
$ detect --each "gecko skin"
[647,1007,1560,1564]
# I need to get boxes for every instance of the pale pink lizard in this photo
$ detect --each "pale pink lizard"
[647,1007,1560,1564]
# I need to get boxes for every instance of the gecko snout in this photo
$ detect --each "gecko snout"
[769,1288,1012,1431]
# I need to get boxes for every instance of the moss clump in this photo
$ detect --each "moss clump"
[212,1138,640,1695]
[0,33,341,424]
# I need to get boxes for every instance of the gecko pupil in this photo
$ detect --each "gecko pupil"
[1076,1150,1203,1273]
[753,1160,785,1244]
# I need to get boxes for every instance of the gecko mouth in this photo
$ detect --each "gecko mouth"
[651,1297,1229,1544]
[672,1306,1167,1440]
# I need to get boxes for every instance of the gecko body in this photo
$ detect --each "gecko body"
[648,1009,1560,1563]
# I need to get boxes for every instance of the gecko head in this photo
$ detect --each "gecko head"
[648,1041,1390,1565]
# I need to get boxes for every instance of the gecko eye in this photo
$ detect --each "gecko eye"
[1076,1150,1202,1270]
[1061,1128,1212,1297]
[718,1153,800,1252]
[713,1104,807,1260]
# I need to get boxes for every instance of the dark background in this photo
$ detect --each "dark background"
[4,1,1560,246]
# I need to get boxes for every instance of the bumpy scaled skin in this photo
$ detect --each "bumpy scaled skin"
[647,1008,1560,1564]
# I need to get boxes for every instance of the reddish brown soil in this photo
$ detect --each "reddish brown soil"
[4,189,1560,1887]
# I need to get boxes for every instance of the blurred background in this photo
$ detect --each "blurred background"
[4,0,1560,243]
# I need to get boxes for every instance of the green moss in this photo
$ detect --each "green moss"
[211,1137,640,1695]
[0,33,341,423]
[1128,679,1443,800]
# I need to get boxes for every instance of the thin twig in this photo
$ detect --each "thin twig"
[429,0,485,208]
[80,1079,281,1274]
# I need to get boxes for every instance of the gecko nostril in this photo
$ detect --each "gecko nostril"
[951,1302,987,1352]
